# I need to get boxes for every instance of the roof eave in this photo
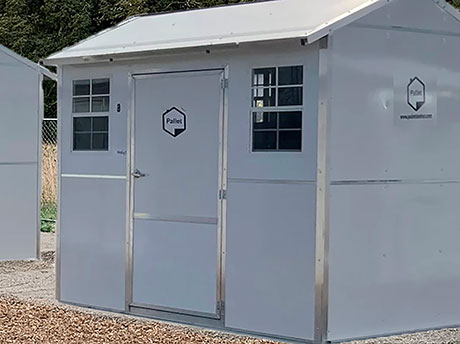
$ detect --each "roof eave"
[43,0,392,66]
[0,45,57,81]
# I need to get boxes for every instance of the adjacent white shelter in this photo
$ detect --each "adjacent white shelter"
[0,45,56,261]
[44,0,460,343]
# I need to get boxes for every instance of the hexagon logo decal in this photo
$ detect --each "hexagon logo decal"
[407,77,426,112]
[162,107,186,137]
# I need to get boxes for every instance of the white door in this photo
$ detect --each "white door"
[131,70,224,318]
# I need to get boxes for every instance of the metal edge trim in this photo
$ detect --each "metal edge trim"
[329,323,460,343]
[36,74,44,261]
[229,178,316,185]
[133,214,218,225]
[55,65,63,302]
[61,174,127,180]
[130,302,220,320]
[331,179,460,185]
[125,72,135,312]
[314,36,331,344]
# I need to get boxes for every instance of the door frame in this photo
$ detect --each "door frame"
[125,67,229,324]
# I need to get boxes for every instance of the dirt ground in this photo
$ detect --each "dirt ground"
[0,232,458,344]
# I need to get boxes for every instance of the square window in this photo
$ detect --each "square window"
[251,66,304,152]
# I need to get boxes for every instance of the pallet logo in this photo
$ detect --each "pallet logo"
[163,107,187,137]
[400,77,432,120]
[407,77,425,112]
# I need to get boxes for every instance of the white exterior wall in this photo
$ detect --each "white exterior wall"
[327,0,460,341]
[58,41,319,340]
[0,50,41,261]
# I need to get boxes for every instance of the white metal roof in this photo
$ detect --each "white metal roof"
[44,0,459,64]
[0,45,57,80]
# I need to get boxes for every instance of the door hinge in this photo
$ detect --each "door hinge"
[221,78,229,89]
[218,189,227,200]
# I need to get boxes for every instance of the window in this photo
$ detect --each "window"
[73,116,109,151]
[72,78,110,151]
[73,79,110,113]
[251,66,303,151]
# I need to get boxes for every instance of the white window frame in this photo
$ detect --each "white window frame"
[71,78,111,152]
[250,65,304,152]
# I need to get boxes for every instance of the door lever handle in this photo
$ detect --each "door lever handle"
[132,169,147,179]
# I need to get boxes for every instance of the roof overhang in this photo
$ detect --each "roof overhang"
[43,0,390,66]
[0,45,57,81]
[43,0,459,66]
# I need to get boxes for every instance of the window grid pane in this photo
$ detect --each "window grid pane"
[73,116,108,151]
[251,66,303,152]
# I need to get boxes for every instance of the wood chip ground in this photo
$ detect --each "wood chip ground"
[0,233,458,344]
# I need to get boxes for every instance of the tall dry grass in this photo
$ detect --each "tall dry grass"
[42,144,58,204]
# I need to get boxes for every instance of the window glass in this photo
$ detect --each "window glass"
[253,68,276,86]
[72,98,90,113]
[73,80,90,96]
[253,131,277,151]
[73,117,91,132]
[251,66,304,152]
[72,78,110,151]
[279,131,302,150]
[253,112,277,129]
[279,111,302,129]
[278,87,303,106]
[92,78,110,95]
[253,87,275,108]
[73,116,109,151]
[92,116,109,131]
[92,96,110,112]
[73,133,91,151]
[92,133,109,150]
[278,66,303,85]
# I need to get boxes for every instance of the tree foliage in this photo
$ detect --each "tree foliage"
[0,0,459,117]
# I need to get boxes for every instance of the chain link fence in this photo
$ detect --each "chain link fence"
[41,118,58,231]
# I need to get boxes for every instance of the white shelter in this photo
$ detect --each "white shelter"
[44,0,460,343]
[0,45,56,261]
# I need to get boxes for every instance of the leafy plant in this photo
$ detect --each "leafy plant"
[41,202,57,233]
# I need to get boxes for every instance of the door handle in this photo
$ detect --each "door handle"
[132,169,147,179]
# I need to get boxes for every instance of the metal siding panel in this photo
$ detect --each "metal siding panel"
[60,177,126,311]
[0,52,40,163]
[329,27,460,182]
[356,0,460,34]
[132,220,218,315]
[225,182,316,340]
[0,164,39,261]
[328,183,460,341]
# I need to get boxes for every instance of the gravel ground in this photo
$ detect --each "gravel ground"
[0,232,457,344]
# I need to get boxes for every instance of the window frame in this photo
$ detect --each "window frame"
[250,65,304,153]
[72,116,110,152]
[71,77,111,153]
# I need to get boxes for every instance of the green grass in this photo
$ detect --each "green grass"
[41,202,57,233]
